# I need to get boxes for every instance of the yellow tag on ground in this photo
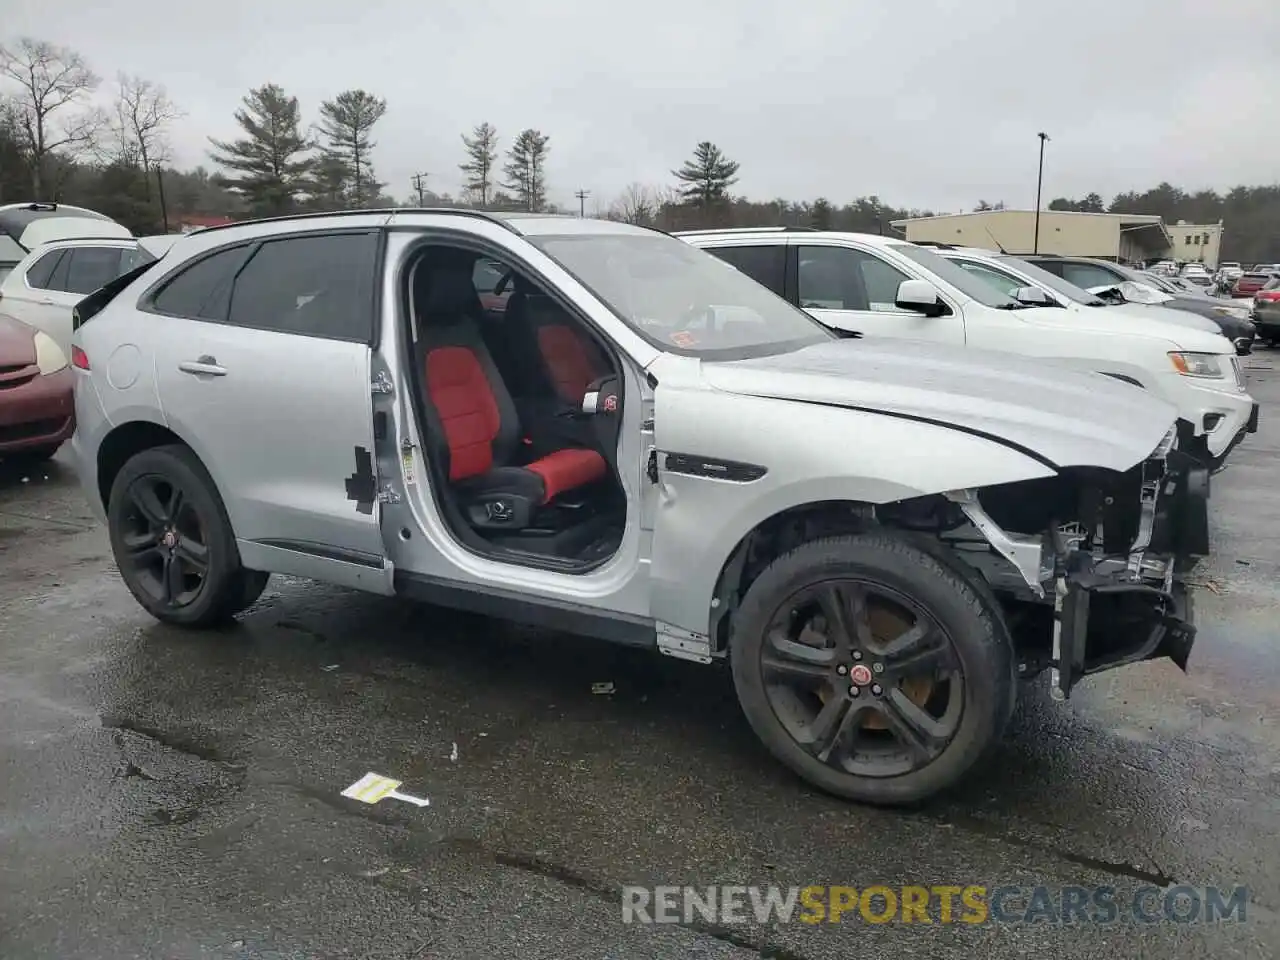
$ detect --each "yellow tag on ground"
[341,772,429,807]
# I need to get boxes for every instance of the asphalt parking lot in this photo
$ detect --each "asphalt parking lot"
[2,364,1280,959]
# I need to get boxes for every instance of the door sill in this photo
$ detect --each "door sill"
[238,538,394,595]
[393,570,655,647]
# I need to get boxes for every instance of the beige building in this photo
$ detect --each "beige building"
[1164,221,1224,268]
[889,209,1220,266]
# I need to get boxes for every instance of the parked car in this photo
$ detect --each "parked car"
[1180,263,1213,287]
[0,313,74,462]
[70,209,1207,806]
[1021,254,1257,348]
[680,229,1256,470]
[918,245,1256,468]
[1251,278,1280,345]
[1232,271,1280,299]
[0,235,173,355]
[0,202,130,283]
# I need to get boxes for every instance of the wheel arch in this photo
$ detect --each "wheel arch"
[706,499,875,654]
[95,418,210,511]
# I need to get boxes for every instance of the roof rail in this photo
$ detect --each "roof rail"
[36,235,135,245]
[911,240,959,250]
[188,206,523,238]
[673,225,821,236]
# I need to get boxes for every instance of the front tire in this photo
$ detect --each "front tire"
[730,533,1015,806]
[107,444,268,627]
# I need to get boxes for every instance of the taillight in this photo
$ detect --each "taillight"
[71,345,89,370]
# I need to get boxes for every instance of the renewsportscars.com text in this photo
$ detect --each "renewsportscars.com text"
[621,884,1250,925]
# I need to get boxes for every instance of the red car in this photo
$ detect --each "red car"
[0,314,74,462]
[1231,271,1279,297]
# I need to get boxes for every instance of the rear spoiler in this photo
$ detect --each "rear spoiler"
[72,259,158,332]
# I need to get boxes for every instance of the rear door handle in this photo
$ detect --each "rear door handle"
[178,355,227,377]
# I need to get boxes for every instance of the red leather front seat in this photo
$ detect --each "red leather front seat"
[413,260,607,529]
[505,279,611,406]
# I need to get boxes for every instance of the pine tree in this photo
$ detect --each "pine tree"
[673,141,739,210]
[459,122,498,208]
[811,197,833,229]
[315,89,386,207]
[208,84,313,215]
[502,129,550,212]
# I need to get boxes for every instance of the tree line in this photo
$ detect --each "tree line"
[1,35,1276,262]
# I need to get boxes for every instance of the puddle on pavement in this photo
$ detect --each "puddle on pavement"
[1184,620,1280,704]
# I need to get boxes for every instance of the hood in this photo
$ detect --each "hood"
[1039,301,1228,348]
[0,313,37,366]
[701,338,1177,473]
[1089,284,1248,336]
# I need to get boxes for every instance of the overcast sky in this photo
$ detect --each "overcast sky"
[8,0,1280,213]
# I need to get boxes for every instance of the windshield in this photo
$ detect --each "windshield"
[1136,271,1178,294]
[526,233,833,358]
[991,255,1107,305]
[888,243,1019,308]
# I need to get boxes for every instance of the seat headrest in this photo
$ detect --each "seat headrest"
[415,264,480,321]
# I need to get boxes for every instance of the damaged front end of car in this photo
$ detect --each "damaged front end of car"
[888,425,1208,699]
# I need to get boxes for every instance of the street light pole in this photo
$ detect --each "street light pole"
[1033,132,1049,254]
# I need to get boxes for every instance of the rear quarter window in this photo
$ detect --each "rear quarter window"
[148,245,253,320]
[705,245,786,297]
[24,249,65,289]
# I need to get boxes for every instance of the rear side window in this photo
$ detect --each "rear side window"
[226,232,378,341]
[1060,262,1124,289]
[472,258,507,294]
[150,246,251,320]
[706,245,786,297]
[24,249,64,289]
[63,246,125,295]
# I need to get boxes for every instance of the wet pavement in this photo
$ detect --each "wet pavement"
[2,362,1280,959]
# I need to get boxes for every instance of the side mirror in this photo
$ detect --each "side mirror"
[1012,285,1053,307]
[894,279,945,317]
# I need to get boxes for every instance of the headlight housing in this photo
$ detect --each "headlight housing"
[1168,351,1225,378]
[32,330,68,375]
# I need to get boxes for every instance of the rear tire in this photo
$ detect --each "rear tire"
[729,532,1015,806]
[107,444,268,627]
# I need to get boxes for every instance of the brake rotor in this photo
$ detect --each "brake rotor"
[811,602,936,730]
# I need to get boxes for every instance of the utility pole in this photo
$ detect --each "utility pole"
[575,188,590,218]
[1033,132,1050,254]
[411,172,429,206]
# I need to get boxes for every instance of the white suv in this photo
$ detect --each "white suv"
[0,235,174,355]
[679,228,1257,470]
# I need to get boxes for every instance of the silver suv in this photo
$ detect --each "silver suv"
[69,210,1207,805]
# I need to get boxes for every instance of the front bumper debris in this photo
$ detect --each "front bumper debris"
[1051,557,1196,699]
[1048,427,1207,699]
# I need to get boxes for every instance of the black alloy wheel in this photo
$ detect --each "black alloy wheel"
[759,578,963,778]
[118,473,210,609]
[107,444,268,627]
[730,534,1015,805]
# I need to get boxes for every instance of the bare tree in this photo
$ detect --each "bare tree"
[109,74,183,195]
[608,182,660,225]
[0,38,105,196]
